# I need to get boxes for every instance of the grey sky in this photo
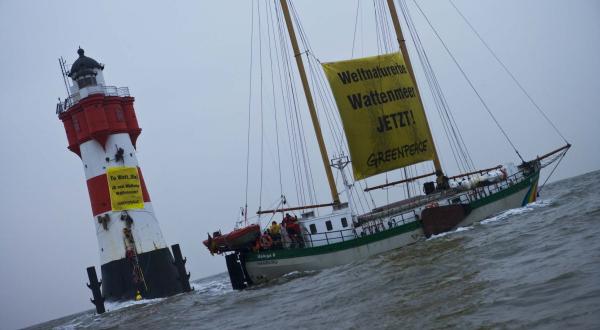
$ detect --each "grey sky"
[0,0,598,329]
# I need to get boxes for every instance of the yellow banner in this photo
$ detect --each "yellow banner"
[322,52,435,180]
[107,167,144,211]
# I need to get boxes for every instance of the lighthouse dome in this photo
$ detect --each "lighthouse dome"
[68,48,104,81]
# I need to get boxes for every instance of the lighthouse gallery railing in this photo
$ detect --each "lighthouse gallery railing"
[56,86,130,114]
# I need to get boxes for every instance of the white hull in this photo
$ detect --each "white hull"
[246,227,421,283]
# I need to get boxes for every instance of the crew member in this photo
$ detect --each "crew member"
[283,213,303,248]
[270,221,281,236]
[270,220,282,248]
[436,171,450,190]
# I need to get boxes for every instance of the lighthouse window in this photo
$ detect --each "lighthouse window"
[341,217,348,228]
[326,220,333,231]
[309,224,317,234]
[73,118,80,132]
[116,107,125,122]
[77,76,97,88]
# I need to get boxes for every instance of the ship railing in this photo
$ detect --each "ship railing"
[56,85,130,114]
[283,168,534,250]
[301,228,357,247]
[443,168,530,206]
[300,208,419,248]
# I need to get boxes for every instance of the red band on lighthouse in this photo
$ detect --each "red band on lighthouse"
[59,95,141,156]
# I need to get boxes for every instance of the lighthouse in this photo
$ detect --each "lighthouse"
[57,48,186,301]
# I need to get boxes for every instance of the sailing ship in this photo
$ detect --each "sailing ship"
[203,0,570,289]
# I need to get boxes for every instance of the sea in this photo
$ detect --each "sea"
[27,170,600,329]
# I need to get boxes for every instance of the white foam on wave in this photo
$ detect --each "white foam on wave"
[53,323,81,330]
[427,199,552,240]
[52,298,167,330]
[428,225,474,240]
[50,297,166,329]
[480,199,552,225]
[193,278,232,296]
[52,318,85,330]
[104,297,165,312]
[282,269,318,279]
[283,270,302,277]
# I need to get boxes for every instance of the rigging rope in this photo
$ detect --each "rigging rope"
[290,1,379,211]
[373,0,384,54]
[279,1,320,207]
[258,0,265,211]
[377,0,395,52]
[403,0,456,172]
[291,1,338,208]
[244,0,256,221]
[265,0,284,196]
[275,5,307,206]
[538,150,567,195]
[399,0,475,173]
[411,0,525,163]
[308,52,376,211]
[448,0,569,145]
[351,0,361,58]
[306,55,362,211]
[380,0,425,197]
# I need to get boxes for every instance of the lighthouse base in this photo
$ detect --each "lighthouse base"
[100,247,183,301]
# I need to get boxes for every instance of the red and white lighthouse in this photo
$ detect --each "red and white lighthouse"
[57,48,184,301]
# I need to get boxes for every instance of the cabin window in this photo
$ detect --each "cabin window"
[309,224,317,234]
[325,220,333,231]
[341,217,348,228]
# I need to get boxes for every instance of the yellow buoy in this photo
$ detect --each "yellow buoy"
[135,291,142,301]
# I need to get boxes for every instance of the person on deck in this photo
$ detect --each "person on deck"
[283,213,296,246]
[270,221,281,237]
[436,174,450,191]
[283,213,294,228]
[283,213,304,248]
[270,220,282,248]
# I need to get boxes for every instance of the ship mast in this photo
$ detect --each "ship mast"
[386,0,445,179]
[280,0,340,204]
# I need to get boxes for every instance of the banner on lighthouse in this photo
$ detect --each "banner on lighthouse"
[107,166,144,211]
[322,52,435,180]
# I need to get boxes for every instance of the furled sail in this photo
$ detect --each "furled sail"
[322,52,435,180]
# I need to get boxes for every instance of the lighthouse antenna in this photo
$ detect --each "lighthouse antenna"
[58,57,71,98]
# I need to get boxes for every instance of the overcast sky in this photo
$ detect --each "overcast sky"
[0,0,599,329]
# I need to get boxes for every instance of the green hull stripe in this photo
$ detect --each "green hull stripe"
[246,170,540,262]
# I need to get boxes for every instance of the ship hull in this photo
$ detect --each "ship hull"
[461,174,538,226]
[243,172,539,284]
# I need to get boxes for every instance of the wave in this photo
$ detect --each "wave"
[193,277,233,296]
[427,225,474,240]
[480,199,552,225]
[104,297,165,312]
[427,199,553,241]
